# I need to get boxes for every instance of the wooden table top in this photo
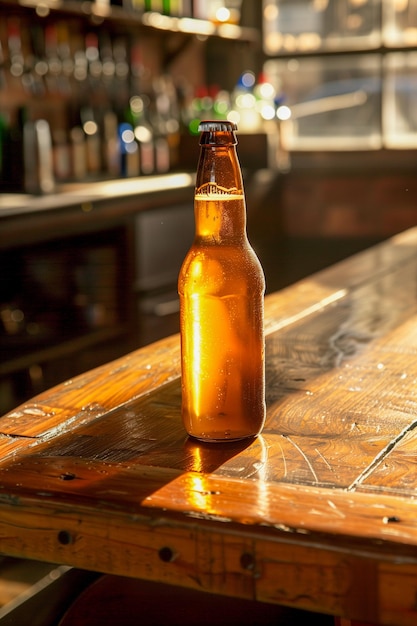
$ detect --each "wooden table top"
[2,227,417,625]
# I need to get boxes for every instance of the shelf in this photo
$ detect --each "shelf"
[0,173,195,222]
[263,0,417,58]
[141,11,259,42]
[3,0,259,43]
[0,325,129,377]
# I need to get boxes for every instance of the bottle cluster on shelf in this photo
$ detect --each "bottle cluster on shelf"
[0,11,184,191]
[186,71,283,135]
[0,4,274,193]
[99,0,242,25]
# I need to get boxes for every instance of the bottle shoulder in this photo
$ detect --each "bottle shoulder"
[178,242,265,295]
[181,240,263,264]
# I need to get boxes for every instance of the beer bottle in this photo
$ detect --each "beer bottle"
[178,120,266,442]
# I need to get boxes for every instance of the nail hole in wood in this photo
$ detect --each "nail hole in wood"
[58,530,73,545]
[158,547,175,562]
[240,552,255,571]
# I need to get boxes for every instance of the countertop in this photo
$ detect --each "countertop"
[1,228,417,624]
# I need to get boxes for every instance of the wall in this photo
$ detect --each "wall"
[282,171,417,239]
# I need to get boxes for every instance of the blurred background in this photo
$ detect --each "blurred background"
[1,0,417,414]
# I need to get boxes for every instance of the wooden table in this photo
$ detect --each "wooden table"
[2,227,417,625]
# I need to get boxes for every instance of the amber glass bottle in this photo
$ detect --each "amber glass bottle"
[178,120,266,442]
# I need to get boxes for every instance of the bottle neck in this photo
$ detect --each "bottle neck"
[194,141,246,243]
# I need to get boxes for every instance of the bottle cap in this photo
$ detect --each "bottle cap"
[198,120,237,132]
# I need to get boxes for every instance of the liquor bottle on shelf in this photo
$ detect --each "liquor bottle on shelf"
[231,71,260,132]
[128,0,146,12]
[128,42,155,174]
[68,127,86,180]
[118,121,140,177]
[152,74,180,172]
[128,94,154,175]
[192,0,209,19]
[102,109,121,177]
[23,117,55,194]
[52,129,72,181]
[79,104,102,176]
[0,109,25,192]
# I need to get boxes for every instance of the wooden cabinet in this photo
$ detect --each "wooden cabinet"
[0,177,194,413]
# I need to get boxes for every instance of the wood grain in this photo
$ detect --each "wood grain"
[2,228,417,624]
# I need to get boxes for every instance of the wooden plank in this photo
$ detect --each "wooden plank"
[1,448,417,550]
[1,229,417,624]
[0,473,417,624]
[0,335,181,440]
[358,425,417,497]
[264,226,417,336]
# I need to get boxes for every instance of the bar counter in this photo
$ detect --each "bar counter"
[1,227,417,624]
[0,173,194,248]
